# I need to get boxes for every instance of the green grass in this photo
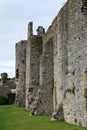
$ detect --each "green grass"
[0,105,86,130]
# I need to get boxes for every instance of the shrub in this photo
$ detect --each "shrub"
[0,93,15,105]
[7,93,15,104]
[0,95,8,105]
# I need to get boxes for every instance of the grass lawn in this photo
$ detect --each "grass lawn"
[0,105,86,130]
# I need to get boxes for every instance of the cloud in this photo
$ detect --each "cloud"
[0,61,15,78]
[0,0,67,78]
[0,67,15,78]
[0,60,15,67]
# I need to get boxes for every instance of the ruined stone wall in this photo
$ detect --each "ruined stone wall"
[26,35,43,110]
[52,2,68,121]
[63,0,87,127]
[30,38,54,115]
[15,40,27,107]
[15,0,87,127]
[43,0,87,126]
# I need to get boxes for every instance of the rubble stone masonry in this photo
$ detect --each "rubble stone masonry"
[15,0,87,127]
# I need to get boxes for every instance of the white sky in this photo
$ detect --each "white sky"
[0,0,67,78]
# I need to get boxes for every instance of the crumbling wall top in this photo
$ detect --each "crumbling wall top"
[36,26,45,36]
[27,22,33,39]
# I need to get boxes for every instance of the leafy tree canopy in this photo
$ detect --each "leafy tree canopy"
[1,72,8,81]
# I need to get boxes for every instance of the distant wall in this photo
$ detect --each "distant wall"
[15,40,27,107]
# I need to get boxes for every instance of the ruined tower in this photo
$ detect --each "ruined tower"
[26,22,43,110]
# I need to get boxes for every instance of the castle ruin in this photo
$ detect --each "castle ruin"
[15,0,87,127]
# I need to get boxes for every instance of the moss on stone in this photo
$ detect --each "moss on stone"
[85,103,87,110]
[84,88,87,98]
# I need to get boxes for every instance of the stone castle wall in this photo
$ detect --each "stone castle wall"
[26,35,43,111]
[15,0,87,127]
[32,38,54,115]
[15,40,27,107]
[63,0,87,126]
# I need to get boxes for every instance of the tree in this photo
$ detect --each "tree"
[1,72,8,83]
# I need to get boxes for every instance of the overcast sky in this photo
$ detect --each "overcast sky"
[0,0,67,78]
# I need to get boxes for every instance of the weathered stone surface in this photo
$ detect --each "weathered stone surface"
[15,0,87,128]
[26,35,43,110]
[15,40,27,107]
[30,38,53,115]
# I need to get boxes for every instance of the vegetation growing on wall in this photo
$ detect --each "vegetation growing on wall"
[64,86,75,97]
[84,88,87,98]
[85,103,87,110]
